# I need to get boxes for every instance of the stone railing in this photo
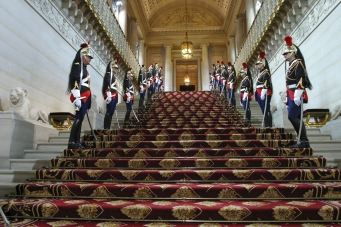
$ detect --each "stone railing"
[84,0,140,77]
[234,0,285,72]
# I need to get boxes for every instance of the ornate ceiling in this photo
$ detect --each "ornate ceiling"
[134,0,235,33]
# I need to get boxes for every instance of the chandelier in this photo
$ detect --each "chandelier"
[181,0,193,59]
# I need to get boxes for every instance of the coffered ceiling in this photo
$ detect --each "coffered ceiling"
[131,0,238,34]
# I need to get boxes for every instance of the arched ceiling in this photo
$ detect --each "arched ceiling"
[133,0,235,34]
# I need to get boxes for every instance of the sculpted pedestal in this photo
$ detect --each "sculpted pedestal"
[0,112,58,169]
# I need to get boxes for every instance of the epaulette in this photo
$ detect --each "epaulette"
[74,62,80,65]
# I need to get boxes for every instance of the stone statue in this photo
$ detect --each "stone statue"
[330,105,341,120]
[8,87,49,123]
[271,91,287,113]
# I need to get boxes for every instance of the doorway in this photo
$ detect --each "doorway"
[176,61,198,91]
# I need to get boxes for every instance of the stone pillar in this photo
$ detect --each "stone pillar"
[229,36,236,63]
[138,39,145,66]
[201,42,210,91]
[226,43,229,62]
[245,0,256,32]
[197,58,202,91]
[129,18,138,57]
[164,43,173,91]
[235,14,245,55]
[118,0,128,36]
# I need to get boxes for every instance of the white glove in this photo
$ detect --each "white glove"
[147,81,150,88]
[286,105,289,111]
[140,85,144,93]
[222,80,226,86]
[126,93,131,103]
[106,97,112,104]
[240,101,243,106]
[261,89,268,100]
[243,92,248,101]
[294,89,304,106]
[73,99,81,110]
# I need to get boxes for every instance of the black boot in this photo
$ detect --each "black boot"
[224,90,227,100]
[245,108,251,124]
[104,113,111,129]
[68,119,82,149]
[124,111,131,125]
[267,112,273,128]
[139,98,143,111]
[76,120,89,149]
[289,118,310,148]
[231,96,236,109]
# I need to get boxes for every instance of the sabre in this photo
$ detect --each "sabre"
[262,94,268,128]
[297,95,304,143]
[131,102,139,122]
[86,111,98,142]
[0,206,10,227]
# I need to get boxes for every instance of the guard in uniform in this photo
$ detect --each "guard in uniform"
[67,42,93,149]
[212,64,216,90]
[152,63,159,93]
[138,65,147,110]
[255,52,273,128]
[216,61,221,92]
[123,68,134,125]
[102,56,119,129]
[227,62,236,108]
[240,62,253,124]
[283,36,312,148]
[157,67,162,92]
[220,62,228,99]
[147,64,154,101]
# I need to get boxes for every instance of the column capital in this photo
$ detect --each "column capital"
[164,43,173,49]
[200,42,210,48]
[130,18,137,23]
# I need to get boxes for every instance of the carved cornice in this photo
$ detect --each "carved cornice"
[25,0,106,75]
[268,0,341,73]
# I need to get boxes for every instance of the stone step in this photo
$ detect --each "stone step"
[0,182,17,198]
[24,150,62,159]
[36,142,67,151]
[310,140,341,150]
[9,159,50,170]
[0,170,35,183]
[285,128,322,135]
[313,149,341,160]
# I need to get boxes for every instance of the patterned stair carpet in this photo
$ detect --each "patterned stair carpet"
[2,91,341,227]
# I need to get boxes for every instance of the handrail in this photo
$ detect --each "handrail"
[84,0,140,78]
[0,206,10,227]
[234,0,288,72]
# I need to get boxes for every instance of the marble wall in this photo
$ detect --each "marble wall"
[0,0,107,115]
[269,0,341,114]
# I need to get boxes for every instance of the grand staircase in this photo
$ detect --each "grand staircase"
[2,91,341,226]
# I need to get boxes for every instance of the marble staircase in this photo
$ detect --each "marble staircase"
[1,95,341,199]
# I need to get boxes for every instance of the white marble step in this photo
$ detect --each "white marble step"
[0,170,35,183]
[310,140,341,150]
[0,182,17,198]
[24,150,62,159]
[9,159,50,170]
[36,142,67,151]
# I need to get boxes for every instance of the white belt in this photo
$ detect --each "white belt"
[256,85,263,88]
[81,83,89,88]
[287,84,296,89]
[110,84,116,89]
[240,88,245,91]
[228,82,233,85]
[81,77,89,87]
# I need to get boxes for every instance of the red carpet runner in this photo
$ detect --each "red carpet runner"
[2,91,341,227]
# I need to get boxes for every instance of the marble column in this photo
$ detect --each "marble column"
[229,36,236,63]
[138,39,145,66]
[200,42,209,91]
[164,43,173,91]
[118,0,128,36]
[245,0,256,32]
[129,18,138,57]
[235,14,245,55]
[197,58,202,91]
